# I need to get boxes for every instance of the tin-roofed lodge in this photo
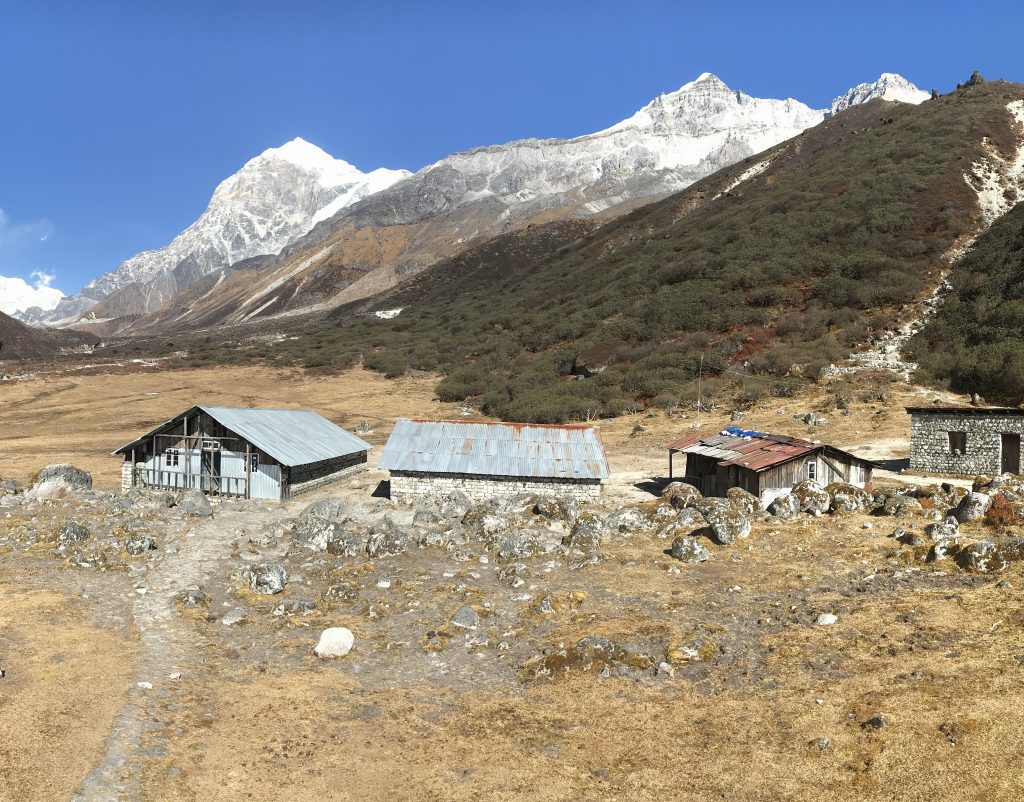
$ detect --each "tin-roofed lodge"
[667,426,874,505]
[113,406,372,501]
[378,419,610,502]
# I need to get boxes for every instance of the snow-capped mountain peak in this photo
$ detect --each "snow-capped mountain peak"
[829,73,930,116]
[23,139,410,323]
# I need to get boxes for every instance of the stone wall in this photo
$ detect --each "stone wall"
[288,459,367,498]
[121,460,135,493]
[390,471,602,504]
[910,412,1024,474]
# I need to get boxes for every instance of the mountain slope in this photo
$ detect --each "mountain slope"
[0,311,98,360]
[22,139,409,326]
[118,73,929,335]
[242,79,1023,422]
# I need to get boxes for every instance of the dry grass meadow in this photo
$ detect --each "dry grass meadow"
[2,361,1022,801]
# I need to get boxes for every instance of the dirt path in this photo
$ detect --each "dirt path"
[73,509,266,800]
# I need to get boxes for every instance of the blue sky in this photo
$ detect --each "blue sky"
[2,0,1023,306]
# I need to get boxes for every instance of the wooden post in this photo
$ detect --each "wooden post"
[183,415,190,490]
[131,448,136,488]
[669,450,673,479]
[245,442,251,500]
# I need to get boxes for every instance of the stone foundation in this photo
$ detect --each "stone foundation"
[389,471,601,504]
[910,411,1024,475]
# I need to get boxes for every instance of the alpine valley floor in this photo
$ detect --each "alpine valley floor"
[2,362,1023,801]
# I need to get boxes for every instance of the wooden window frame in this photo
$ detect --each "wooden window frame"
[948,431,967,456]
[164,448,180,468]
[807,461,817,481]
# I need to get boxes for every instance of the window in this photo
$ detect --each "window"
[807,461,817,481]
[249,453,259,472]
[202,439,220,451]
[948,431,967,456]
[164,448,180,468]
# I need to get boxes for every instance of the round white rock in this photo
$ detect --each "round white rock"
[314,627,354,659]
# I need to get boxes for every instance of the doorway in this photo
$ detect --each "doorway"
[201,449,222,494]
[1001,433,1020,475]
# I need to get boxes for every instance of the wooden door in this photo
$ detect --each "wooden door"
[1002,433,1021,475]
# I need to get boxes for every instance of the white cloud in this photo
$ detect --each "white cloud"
[0,209,64,315]
[0,273,65,315]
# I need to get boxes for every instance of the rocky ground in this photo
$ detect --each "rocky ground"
[4,457,1024,800]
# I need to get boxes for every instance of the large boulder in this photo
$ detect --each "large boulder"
[56,521,90,547]
[26,464,92,500]
[462,504,514,543]
[662,482,703,509]
[827,483,873,514]
[0,478,19,498]
[768,493,801,520]
[604,506,653,536]
[654,508,708,540]
[291,516,343,551]
[177,489,213,518]
[326,530,365,557]
[498,532,541,560]
[881,492,924,517]
[791,481,830,515]
[314,627,354,658]
[925,516,960,542]
[955,492,991,523]
[125,534,157,556]
[298,498,346,521]
[669,536,710,563]
[703,506,751,545]
[957,538,1024,572]
[534,496,581,523]
[726,487,761,514]
[365,518,408,557]
[243,562,287,595]
[562,512,607,550]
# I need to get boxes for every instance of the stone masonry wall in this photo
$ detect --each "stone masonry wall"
[910,412,1024,474]
[121,461,135,493]
[390,472,602,504]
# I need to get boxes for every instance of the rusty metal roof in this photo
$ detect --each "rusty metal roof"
[378,419,610,480]
[667,428,870,473]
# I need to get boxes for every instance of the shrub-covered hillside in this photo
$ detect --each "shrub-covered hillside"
[908,202,1024,403]
[204,81,1024,422]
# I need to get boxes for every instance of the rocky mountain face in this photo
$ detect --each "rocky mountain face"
[19,139,409,326]
[113,73,930,334]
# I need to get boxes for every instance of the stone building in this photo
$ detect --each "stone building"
[113,406,372,501]
[378,419,610,503]
[908,406,1024,475]
[667,426,875,506]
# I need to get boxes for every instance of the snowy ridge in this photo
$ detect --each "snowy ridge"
[24,138,409,323]
[24,72,930,328]
[829,73,929,116]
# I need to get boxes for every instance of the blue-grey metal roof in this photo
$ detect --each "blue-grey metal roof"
[378,419,609,480]
[113,406,371,467]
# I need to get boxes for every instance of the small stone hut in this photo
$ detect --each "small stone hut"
[908,406,1024,475]
[113,406,372,501]
[667,426,874,505]
[378,419,610,502]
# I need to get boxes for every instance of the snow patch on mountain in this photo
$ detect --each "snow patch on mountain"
[963,100,1024,226]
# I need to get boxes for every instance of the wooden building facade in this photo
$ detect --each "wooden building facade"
[113,406,371,501]
[667,427,874,505]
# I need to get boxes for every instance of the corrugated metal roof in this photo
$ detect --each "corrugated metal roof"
[113,406,372,467]
[668,430,819,472]
[378,419,610,480]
